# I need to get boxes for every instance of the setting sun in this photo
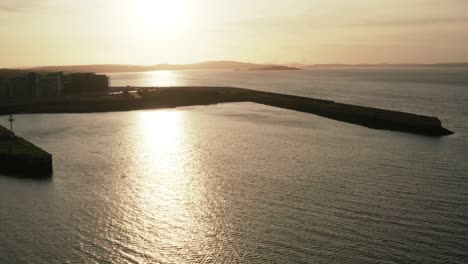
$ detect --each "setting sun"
[134,0,188,33]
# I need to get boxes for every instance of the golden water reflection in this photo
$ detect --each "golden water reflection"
[138,110,183,173]
[131,110,207,261]
[147,70,179,87]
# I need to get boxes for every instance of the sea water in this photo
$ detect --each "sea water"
[1,68,467,263]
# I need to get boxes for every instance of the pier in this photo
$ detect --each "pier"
[0,86,454,137]
[0,124,53,178]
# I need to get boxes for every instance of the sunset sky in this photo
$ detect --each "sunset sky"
[1,0,468,67]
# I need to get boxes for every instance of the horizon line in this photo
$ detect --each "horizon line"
[3,60,468,70]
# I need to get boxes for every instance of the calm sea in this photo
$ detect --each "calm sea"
[1,68,467,263]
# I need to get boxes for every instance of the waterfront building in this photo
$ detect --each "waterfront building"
[64,73,109,94]
[0,72,108,100]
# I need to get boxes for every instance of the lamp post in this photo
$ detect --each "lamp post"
[7,114,15,153]
[8,114,15,135]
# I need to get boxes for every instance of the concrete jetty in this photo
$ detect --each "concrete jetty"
[0,86,453,136]
[243,89,453,136]
[0,125,52,178]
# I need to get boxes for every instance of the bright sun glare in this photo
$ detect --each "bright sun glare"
[135,0,187,33]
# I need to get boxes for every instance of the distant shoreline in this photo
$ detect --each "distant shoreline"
[248,66,302,71]
[2,61,468,74]
[299,63,468,69]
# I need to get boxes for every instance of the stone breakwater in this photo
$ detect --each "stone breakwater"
[0,86,453,137]
[243,89,453,136]
[0,125,52,178]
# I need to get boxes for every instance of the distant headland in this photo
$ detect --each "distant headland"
[2,61,468,74]
[249,66,302,71]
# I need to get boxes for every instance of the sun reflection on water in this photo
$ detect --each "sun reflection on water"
[147,71,179,87]
[138,110,183,172]
[131,110,207,261]
[136,110,195,213]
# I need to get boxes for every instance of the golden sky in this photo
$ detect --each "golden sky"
[1,0,467,67]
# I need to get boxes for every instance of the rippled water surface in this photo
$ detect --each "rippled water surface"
[1,69,468,263]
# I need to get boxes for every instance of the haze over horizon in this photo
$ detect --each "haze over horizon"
[1,0,468,68]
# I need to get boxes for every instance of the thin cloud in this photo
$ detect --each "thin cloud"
[0,0,42,12]
[234,14,468,33]
[363,16,468,27]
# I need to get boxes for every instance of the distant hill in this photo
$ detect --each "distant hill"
[29,61,266,73]
[0,69,29,77]
[295,63,468,69]
[4,61,468,75]
[249,65,302,71]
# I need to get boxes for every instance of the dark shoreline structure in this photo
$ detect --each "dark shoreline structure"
[0,86,453,137]
[0,125,53,178]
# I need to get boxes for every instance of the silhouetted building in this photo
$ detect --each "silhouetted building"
[63,73,109,94]
[0,72,108,99]
[0,79,7,97]
[39,72,64,97]
[0,72,64,99]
